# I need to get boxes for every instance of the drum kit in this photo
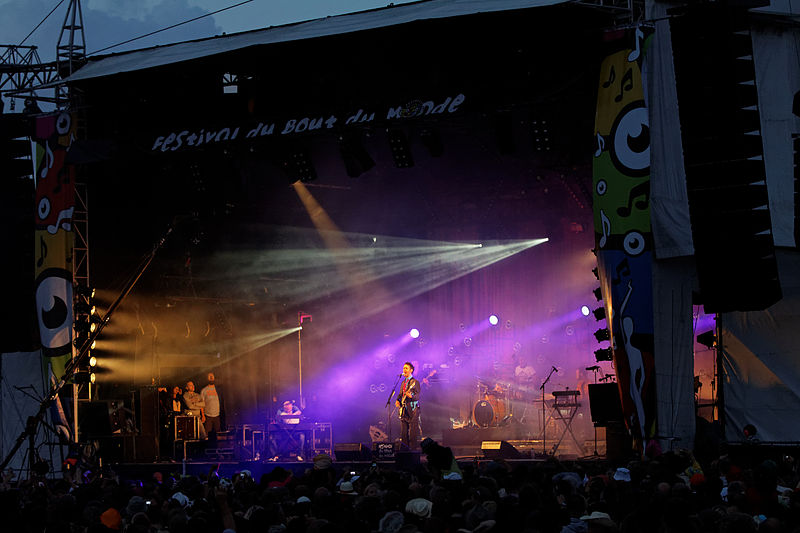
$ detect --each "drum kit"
[472,377,536,427]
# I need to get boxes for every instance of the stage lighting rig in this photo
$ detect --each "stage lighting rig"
[592,307,606,321]
[696,330,716,349]
[594,347,613,361]
[594,328,610,342]
[387,128,414,168]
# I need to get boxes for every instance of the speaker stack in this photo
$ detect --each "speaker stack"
[671,3,781,312]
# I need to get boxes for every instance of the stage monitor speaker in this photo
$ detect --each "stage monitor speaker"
[396,451,421,469]
[334,442,370,461]
[588,383,624,426]
[481,440,522,459]
[373,442,397,460]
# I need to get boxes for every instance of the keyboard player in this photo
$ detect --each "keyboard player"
[269,400,306,461]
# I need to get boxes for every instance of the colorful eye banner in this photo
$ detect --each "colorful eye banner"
[592,26,656,445]
[33,112,77,380]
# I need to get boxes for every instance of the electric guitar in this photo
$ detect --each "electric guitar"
[421,369,438,388]
[397,378,417,420]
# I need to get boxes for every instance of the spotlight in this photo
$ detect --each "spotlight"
[387,128,414,168]
[592,307,606,321]
[594,328,610,342]
[420,127,444,157]
[74,321,91,335]
[463,337,472,347]
[74,301,96,315]
[73,371,92,384]
[89,356,97,367]
[90,372,96,384]
[592,267,599,280]
[505,320,513,329]
[488,315,499,326]
[696,330,716,349]
[409,328,420,339]
[282,146,316,182]
[594,347,613,361]
[593,287,603,301]
[74,285,95,298]
[338,131,375,177]
[580,305,590,317]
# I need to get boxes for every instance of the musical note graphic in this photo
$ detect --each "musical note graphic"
[602,65,615,89]
[612,257,631,286]
[627,26,645,62]
[614,68,634,103]
[616,181,650,217]
[595,133,606,157]
[36,236,48,268]
[41,143,54,180]
[599,210,611,248]
[46,207,74,235]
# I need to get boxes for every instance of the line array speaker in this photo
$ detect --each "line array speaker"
[671,4,781,312]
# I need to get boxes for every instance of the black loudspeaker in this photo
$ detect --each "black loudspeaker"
[334,443,370,461]
[78,401,113,437]
[671,5,781,312]
[395,451,422,468]
[606,422,633,463]
[481,440,522,459]
[588,383,624,426]
[137,387,160,437]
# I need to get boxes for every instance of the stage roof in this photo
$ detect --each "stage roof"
[65,0,567,82]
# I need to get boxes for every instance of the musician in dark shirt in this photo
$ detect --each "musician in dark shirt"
[396,362,421,449]
[269,400,306,461]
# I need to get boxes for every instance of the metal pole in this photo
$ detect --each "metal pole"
[297,313,311,409]
[297,323,303,409]
[715,314,724,434]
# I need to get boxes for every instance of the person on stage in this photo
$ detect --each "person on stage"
[183,380,207,439]
[201,372,222,441]
[270,400,305,461]
[396,361,421,449]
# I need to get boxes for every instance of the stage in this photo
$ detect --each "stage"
[107,452,610,484]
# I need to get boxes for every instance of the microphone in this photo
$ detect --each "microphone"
[585,366,600,371]
[552,366,559,373]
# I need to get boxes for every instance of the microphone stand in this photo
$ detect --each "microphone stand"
[385,375,402,444]
[540,366,558,456]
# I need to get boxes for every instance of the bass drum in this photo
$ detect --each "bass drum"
[473,396,506,427]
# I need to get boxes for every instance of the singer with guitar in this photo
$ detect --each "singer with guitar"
[396,362,421,449]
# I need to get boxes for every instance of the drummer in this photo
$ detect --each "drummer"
[514,354,537,394]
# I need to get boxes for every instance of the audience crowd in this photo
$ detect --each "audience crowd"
[1,436,800,533]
